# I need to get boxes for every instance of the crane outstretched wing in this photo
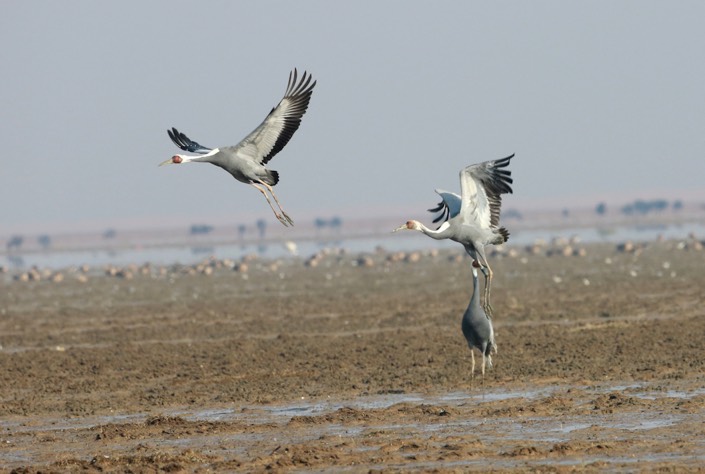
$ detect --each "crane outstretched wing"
[229,69,316,165]
[167,128,213,154]
[458,154,514,230]
[428,189,462,229]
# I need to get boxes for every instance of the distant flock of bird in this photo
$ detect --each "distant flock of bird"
[7,234,701,282]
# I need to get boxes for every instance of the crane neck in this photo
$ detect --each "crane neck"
[180,149,220,163]
[470,267,480,306]
[416,220,453,240]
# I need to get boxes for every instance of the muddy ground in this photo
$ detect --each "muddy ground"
[1,240,705,472]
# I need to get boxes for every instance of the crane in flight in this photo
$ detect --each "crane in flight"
[160,69,316,226]
[394,154,514,315]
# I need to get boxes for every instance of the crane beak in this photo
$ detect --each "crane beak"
[158,158,174,167]
[392,224,407,233]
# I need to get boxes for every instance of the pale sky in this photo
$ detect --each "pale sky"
[2,1,704,233]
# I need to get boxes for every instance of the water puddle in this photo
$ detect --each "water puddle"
[2,382,704,470]
[631,388,705,400]
[4,383,701,433]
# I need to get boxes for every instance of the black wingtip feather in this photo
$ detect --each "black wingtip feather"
[498,227,510,243]
[428,200,451,228]
[167,127,212,154]
[260,70,316,165]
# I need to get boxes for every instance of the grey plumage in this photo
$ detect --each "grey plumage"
[462,265,496,378]
[161,69,316,226]
[394,154,515,315]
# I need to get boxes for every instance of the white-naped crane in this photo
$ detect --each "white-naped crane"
[160,69,316,226]
[394,154,514,315]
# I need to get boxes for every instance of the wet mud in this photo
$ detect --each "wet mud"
[1,241,705,472]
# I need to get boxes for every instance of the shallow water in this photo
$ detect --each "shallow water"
[5,221,705,271]
[3,382,703,470]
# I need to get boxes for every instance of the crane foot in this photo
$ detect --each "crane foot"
[281,211,294,226]
[483,302,494,318]
[275,213,291,227]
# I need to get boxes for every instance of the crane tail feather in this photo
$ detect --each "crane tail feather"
[268,170,280,186]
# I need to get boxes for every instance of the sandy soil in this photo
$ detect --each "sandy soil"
[1,240,705,472]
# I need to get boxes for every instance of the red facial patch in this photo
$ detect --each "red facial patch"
[172,155,183,164]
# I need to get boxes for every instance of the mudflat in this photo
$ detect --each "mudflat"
[1,240,704,472]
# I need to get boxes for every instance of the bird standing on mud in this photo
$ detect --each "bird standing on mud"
[463,260,496,379]
[160,69,316,226]
[394,155,514,315]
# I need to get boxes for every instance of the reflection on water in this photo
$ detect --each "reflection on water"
[4,221,705,270]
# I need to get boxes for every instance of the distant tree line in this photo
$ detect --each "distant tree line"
[314,216,343,232]
[190,224,214,235]
[621,199,684,215]
[594,199,684,216]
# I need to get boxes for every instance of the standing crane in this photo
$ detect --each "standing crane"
[394,154,514,315]
[463,260,496,379]
[160,69,316,226]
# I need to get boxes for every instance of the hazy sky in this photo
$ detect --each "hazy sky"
[2,1,704,233]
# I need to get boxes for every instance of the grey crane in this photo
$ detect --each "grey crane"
[463,260,496,378]
[160,69,316,226]
[393,154,514,315]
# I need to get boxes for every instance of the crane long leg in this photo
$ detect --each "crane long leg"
[260,182,294,226]
[470,350,476,380]
[250,183,291,227]
[471,256,493,316]
[477,256,494,317]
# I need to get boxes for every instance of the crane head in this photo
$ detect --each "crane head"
[392,220,418,232]
[159,155,184,166]
[472,259,489,278]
